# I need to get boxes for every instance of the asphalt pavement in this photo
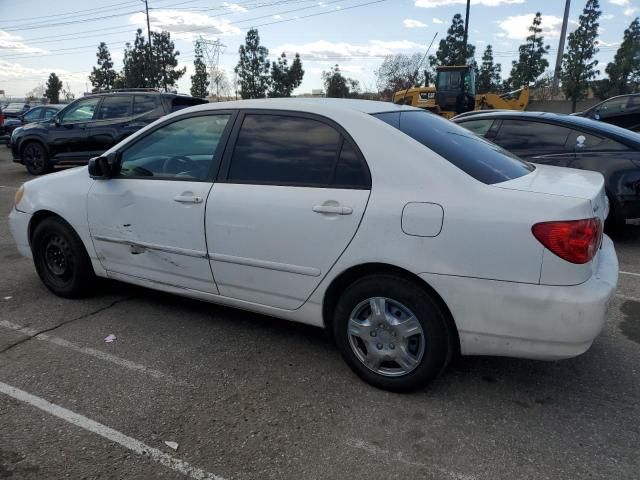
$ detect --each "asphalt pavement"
[1,150,639,480]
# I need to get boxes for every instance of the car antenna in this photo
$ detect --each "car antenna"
[400,32,438,106]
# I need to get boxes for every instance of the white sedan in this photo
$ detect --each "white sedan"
[8,99,618,391]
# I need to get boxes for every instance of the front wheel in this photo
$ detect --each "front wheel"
[22,141,51,175]
[333,275,454,392]
[31,217,96,298]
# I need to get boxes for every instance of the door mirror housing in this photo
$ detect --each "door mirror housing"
[88,151,120,179]
[54,115,61,126]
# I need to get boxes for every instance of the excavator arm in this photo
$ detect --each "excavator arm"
[475,86,529,111]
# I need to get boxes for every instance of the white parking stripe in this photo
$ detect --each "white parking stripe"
[620,271,640,278]
[0,186,18,190]
[0,320,190,387]
[616,294,640,302]
[0,381,226,480]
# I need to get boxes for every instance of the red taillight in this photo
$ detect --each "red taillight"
[532,218,601,264]
[0,113,4,126]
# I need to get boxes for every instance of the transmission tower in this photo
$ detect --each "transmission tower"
[197,36,227,100]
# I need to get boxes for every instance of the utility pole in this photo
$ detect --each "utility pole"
[462,0,471,62]
[142,0,154,88]
[553,0,571,94]
[198,37,227,100]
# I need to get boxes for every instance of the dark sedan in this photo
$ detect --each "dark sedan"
[2,104,64,142]
[573,94,640,132]
[452,111,640,230]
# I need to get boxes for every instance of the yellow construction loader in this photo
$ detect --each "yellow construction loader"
[392,65,529,119]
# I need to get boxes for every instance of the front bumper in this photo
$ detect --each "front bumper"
[8,207,32,259]
[420,235,619,360]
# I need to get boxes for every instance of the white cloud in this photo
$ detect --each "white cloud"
[222,2,247,12]
[129,10,241,40]
[404,18,428,28]
[498,13,563,40]
[272,14,282,19]
[598,40,621,47]
[477,39,486,44]
[416,0,524,7]
[274,40,424,60]
[624,7,638,16]
[609,0,629,5]
[432,17,444,24]
[0,31,47,54]
[602,13,615,20]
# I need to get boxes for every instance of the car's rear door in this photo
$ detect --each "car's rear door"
[86,95,133,156]
[205,110,371,310]
[88,111,235,293]
[492,119,575,166]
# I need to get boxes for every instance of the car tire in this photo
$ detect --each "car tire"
[604,193,625,234]
[22,141,52,175]
[31,216,96,298]
[333,274,454,392]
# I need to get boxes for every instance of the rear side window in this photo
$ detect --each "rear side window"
[97,96,132,120]
[228,114,342,187]
[374,111,533,185]
[333,141,368,187]
[170,96,208,113]
[133,95,158,115]
[493,120,572,153]
[569,130,632,152]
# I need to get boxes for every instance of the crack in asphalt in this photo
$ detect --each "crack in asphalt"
[0,296,133,356]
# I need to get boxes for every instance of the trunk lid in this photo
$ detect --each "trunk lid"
[495,164,608,225]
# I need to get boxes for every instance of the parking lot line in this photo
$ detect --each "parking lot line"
[0,185,18,190]
[616,293,640,302]
[620,270,640,278]
[0,320,191,387]
[0,381,226,480]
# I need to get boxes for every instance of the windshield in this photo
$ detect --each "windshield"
[372,110,534,185]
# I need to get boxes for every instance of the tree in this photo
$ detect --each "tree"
[375,53,428,96]
[604,17,640,96]
[235,28,271,99]
[61,82,75,102]
[150,31,186,91]
[190,40,209,98]
[25,84,45,101]
[561,0,602,112]
[45,73,63,104]
[477,45,502,94]
[89,42,117,92]
[269,52,304,97]
[509,12,550,87]
[118,29,149,88]
[211,67,230,100]
[322,64,359,98]
[430,13,475,67]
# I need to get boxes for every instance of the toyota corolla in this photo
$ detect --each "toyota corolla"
[8,99,618,391]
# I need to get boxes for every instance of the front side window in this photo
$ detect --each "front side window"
[119,114,231,180]
[44,108,58,120]
[97,96,132,120]
[227,114,343,186]
[133,95,158,115]
[374,110,533,185]
[22,108,41,122]
[458,119,494,136]
[62,97,100,123]
[598,97,628,118]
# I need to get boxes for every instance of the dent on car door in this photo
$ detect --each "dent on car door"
[88,112,235,293]
[206,111,371,310]
[492,119,575,166]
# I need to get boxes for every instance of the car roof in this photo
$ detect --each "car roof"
[185,97,420,115]
[453,110,640,147]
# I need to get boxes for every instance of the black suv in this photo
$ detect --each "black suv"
[573,93,640,132]
[11,90,207,175]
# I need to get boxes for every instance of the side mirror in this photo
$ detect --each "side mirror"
[54,116,61,126]
[88,151,120,179]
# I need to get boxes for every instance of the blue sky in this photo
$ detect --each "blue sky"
[0,0,638,97]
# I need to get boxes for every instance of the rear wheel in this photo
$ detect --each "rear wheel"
[333,274,453,392]
[22,141,51,175]
[31,217,96,298]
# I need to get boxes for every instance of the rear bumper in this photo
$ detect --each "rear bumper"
[8,207,32,258]
[420,235,618,360]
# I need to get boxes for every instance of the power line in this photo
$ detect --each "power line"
[0,0,139,24]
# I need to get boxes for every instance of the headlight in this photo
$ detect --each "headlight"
[14,184,24,208]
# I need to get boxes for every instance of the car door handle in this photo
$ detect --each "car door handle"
[173,195,203,204]
[312,205,353,215]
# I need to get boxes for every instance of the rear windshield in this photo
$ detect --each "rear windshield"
[170,96,208,113]
[372,110,534,184]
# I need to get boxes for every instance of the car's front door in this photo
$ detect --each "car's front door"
[51,97,101,161]
[492,119,575,166]
[205,111,371,310]
[87,112,235,293]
